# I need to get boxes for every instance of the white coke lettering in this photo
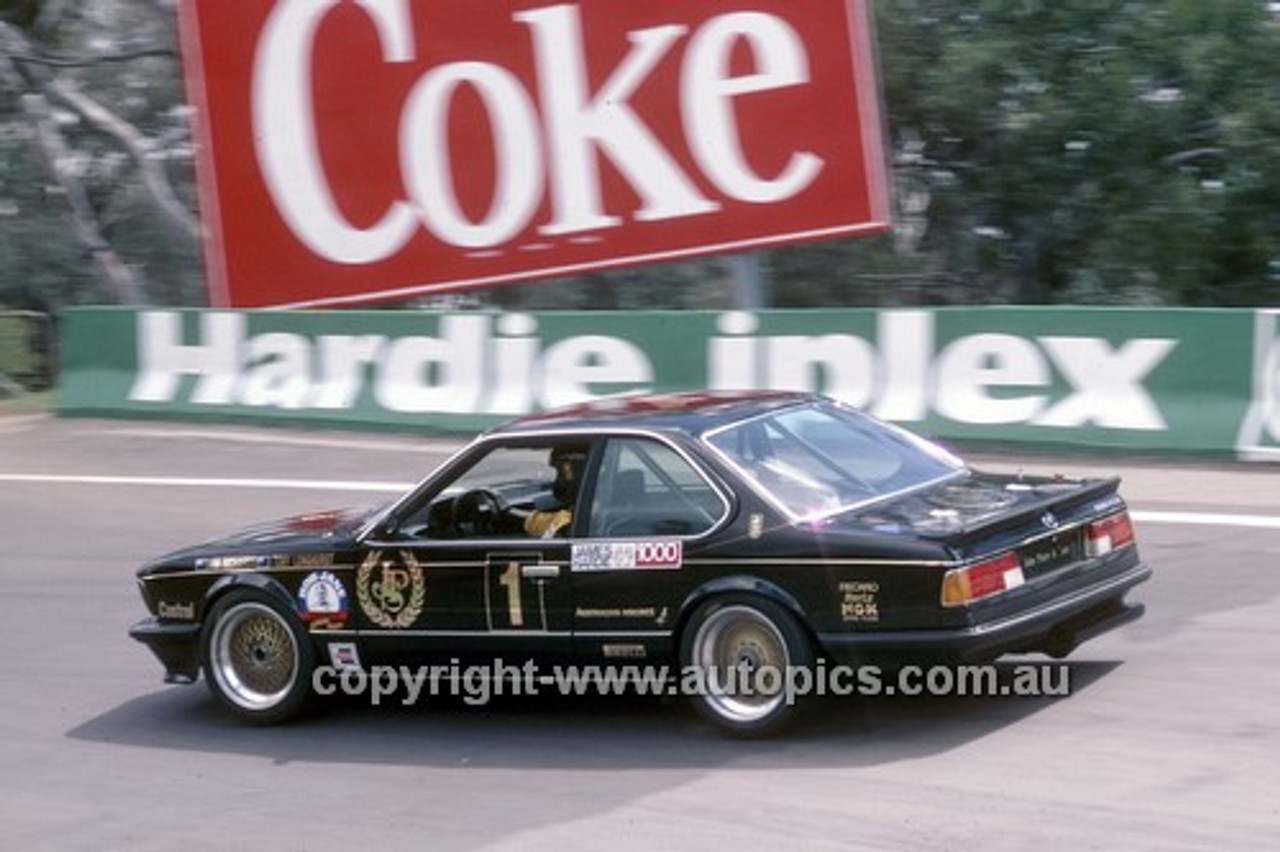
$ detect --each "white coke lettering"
[251,1,823,260]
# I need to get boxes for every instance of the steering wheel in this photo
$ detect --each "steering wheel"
[452,488,504,536]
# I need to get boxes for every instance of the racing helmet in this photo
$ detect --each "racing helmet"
[550,445,588,502]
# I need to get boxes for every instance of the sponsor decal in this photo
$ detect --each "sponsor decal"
[575,608,622,619]
[157,601,196,620]
[297,570,350,629]
[191,552,336,571]
[838,580,879,623]
[194,554,271,571]
[327,642,362,671]
[1090,495,1124,514]
[574,606,661,619]
[357,550,426,629]
[571,541,683,572]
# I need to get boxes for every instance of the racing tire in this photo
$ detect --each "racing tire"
[679,594,815,738]
[201,588,315,725]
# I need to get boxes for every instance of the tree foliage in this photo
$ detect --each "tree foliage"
[863,0,1280,307]
[0,0,199,312]
[0,0,1276,312]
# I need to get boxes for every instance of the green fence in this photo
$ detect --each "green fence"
[57,306,1280,459]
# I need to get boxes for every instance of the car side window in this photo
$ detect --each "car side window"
[586,438,724,538]
[392,445,561,539]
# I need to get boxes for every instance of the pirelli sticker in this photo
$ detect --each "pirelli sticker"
[571,541,683,572]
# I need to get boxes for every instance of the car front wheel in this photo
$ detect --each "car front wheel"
[680,594,815,737]
[201,589,314,724]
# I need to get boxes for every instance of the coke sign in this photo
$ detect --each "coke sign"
[177,1,890,308]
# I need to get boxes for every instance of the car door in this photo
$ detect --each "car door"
[353,442,581,667]
[569,435,731,662]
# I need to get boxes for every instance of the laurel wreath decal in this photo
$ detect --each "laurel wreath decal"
[357,550,426,629]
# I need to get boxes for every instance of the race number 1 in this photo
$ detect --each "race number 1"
[485,556,547,631]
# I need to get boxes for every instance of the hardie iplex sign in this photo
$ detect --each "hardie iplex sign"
[59,307,1271,458]
[177,0,890,308]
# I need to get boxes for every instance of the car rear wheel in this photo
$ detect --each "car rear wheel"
[201,589,314,724]
[680,594,814,737]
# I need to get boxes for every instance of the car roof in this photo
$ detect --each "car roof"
[485,390,822,439]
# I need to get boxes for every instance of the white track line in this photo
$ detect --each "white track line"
[2,474,1277,530]
[1131,510,1280,530]
[0,473,411,493]
[94,426,461,454]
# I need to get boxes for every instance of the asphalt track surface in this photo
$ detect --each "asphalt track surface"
[1,415,1277,851]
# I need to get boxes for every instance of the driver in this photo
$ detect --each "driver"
[522,445,587,538]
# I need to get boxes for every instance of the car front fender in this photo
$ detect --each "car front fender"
[205,572,295,618]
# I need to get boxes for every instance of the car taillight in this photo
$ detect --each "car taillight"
[941,552,1025,607]
[1085,512,1135,558]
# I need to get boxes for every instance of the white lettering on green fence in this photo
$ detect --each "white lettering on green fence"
[128,310,1175,431]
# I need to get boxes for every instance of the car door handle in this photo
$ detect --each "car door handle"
[522,565,561,580]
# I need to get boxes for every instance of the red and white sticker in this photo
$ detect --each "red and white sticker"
[572,541,683,572]
[327,641,362,670]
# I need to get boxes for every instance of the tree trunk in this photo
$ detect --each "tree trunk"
[0,21,147,304]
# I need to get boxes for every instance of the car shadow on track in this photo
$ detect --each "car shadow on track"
[68,660,1121,770]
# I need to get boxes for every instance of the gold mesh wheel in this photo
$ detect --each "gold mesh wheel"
[689,604,791,725]
[208,600,299,712]
[681,595,815,737]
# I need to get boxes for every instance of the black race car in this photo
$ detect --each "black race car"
[131,391,1150,735]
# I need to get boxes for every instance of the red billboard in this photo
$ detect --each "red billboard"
[177,0,891,308]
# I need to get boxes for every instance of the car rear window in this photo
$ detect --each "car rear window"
[705,402,964,519]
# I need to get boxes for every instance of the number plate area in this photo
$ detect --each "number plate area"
[1017,530,1081,579]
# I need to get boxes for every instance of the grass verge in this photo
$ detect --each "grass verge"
[0,389,53,416]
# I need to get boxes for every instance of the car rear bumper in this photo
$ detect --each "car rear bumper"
[130,617,202,683]
[817,561,1151,666]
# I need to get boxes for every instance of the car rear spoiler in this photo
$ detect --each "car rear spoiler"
[930,474,1124,546]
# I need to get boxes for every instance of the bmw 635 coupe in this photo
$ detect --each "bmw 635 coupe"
[131,391,1150,735]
